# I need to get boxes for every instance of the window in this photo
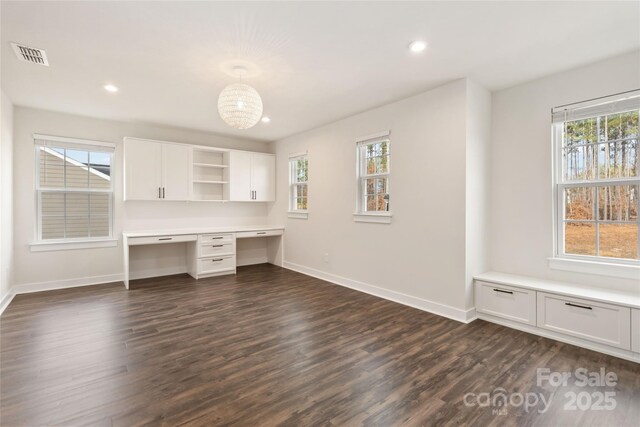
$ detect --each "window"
[355,132,391,223]
[552,93,639,265]
[34,135,115,246]
[289,153,308,218]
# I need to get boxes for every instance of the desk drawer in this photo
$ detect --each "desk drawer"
[537,292,631,350]
[199,233,234,245]
[127,234,197,246]
[236,229,283,239]
[199,242,234,258]
[198,255,235,274]
[475,281,536,325]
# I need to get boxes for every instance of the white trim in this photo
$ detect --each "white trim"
[30,238,118,252]
[283,261,475,323]
[34,133,116,150]
[288,150,307,159]
[11,273,124,295]
[288,211,309,219]
[353,212,392,224]
[0,291,16,316]
[355,129,390,143]
[548,257,640,280]
[477,312,640,364]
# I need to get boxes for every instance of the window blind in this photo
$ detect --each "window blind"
[552,90,640,123]
[34,134,114,241]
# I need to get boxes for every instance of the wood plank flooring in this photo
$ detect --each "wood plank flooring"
[1,264,639,426]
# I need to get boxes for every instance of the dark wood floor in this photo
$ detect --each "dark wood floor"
[1,264,639,426]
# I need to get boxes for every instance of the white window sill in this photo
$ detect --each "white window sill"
[353,212,392,224]
[30,239,118,252]
[548,257,640,280]
[288,211,309,219]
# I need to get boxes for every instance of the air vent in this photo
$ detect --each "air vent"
[11,43,49,66]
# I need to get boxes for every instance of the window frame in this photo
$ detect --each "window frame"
[552,103,640,269]
[32,134,116,251]
[354,131,392,223]
[288,152,309,219]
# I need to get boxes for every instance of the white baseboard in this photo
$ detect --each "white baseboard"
[283,261,475,323]
[478,312,640,364]
[0,290,16,316]
[11,273,125,295]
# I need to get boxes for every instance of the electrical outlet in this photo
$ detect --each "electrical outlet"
[323,253,329,263]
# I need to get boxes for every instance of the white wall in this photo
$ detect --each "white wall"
[13,107,271,288]
[490,50,640,293]
[268,79,487,319]
[465,80,492,309]
[0,91,14,303]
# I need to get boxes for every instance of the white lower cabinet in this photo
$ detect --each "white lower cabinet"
[475,281,536,325]
[536,292,631,350]
[632,309,640,353]
[198,255,236,276]
[187,233,236,278]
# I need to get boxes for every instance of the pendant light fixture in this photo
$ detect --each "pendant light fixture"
[217,66,263,130]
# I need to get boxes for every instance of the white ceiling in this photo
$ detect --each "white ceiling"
[2,1,639,142]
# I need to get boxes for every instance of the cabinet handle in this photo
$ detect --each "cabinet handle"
[212,244,223,247]
[565,302,592,310]
[211,258,223,262]
[162,187,165,199]
[158,187,161,198]
[493,288,513,295]
[254,190,257,200]
[158,237,172,241]
[211,237,223,240]
[256,232,267,235]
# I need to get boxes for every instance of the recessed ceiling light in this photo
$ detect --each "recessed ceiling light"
[409,40,427,53]
[104,84,118,93]
[261,116,271,123]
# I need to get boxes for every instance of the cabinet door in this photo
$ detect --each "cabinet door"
[633,309,640,353]
[251,154,276,202]
[124,138,162,200]
[162,143,190,201]
[228,151,252,201]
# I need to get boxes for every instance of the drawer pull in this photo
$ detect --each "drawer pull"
[565,302,592,310]
[211,258,224,262]
[493,288,513,295]
[158,237,173,241]
[211,237,224,240]
[212,244,224,248]
[256,232,267,235]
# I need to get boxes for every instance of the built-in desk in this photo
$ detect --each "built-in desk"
[123,225,284,289]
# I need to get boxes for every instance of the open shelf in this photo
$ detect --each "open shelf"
[193,180,228,184]
[191,148,230,201]
[193,163,228,168]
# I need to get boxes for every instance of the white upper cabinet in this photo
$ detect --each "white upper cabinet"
[124,137,190,201]
[228,151,276,202]
[162,143,190,201]
[251,153,276,201]
[124,137,275,202]
[228,151,253,201]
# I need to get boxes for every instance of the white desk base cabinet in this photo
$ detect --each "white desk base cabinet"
[123,226,284,288]
[187,233,236,279]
